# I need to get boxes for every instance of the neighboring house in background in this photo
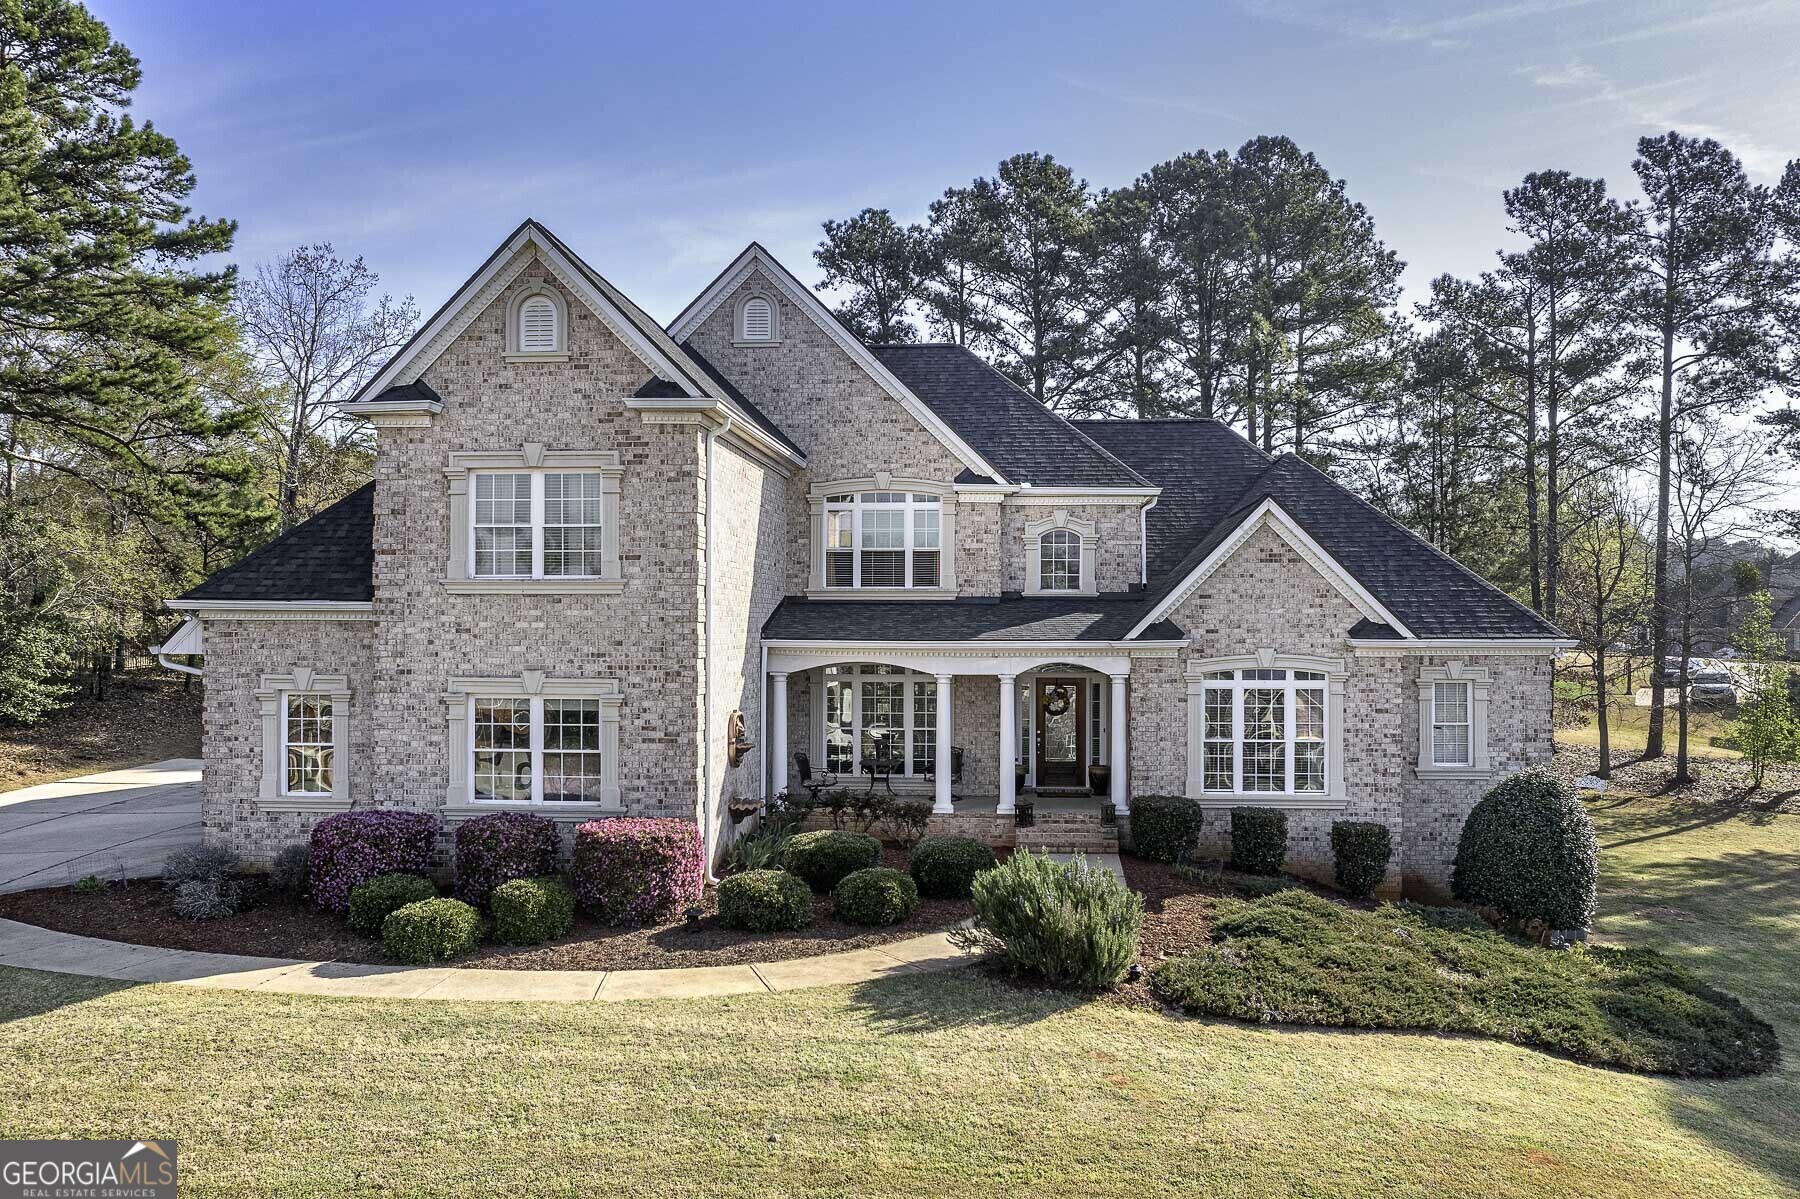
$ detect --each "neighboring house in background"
[160,221,1567,899]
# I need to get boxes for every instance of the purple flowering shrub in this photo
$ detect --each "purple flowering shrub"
[455,811,561,907]
[308,809,440,914]
[570,818,704,925]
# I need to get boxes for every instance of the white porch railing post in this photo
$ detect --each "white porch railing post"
[997,673,1017,815]
[1110,673,1130,815]
[769,672,789,799]
[934,673,954,815]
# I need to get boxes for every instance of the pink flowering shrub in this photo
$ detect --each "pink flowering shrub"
[571,818,704,925]
[455,811,561,907]
[308,809,440,914]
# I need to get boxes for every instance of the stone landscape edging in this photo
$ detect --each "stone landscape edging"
[0,917,971,1003]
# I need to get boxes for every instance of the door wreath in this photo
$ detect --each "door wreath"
[1042,688,1072,717]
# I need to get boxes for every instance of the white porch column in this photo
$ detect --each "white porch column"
[1109,673,1130,815]
[934,673,954,814]
[769,672,789,798]
[997,673,1017,815]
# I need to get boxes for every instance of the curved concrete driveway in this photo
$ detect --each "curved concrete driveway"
[0,760,201,893]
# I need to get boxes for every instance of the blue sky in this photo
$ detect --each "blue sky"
[110,0,1799,321]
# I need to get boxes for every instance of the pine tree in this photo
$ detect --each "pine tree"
[1079,185,1175,416]
[1141,149,1248,420]
[813,208,926,345]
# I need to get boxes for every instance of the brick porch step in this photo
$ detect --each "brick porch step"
[1013,813,1118,854]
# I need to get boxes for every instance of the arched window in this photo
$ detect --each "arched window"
[1038,529,1082,591]
[518,294,561,353]
[739,295,775,342]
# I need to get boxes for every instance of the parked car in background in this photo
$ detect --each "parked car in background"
[1687,664,1739,707]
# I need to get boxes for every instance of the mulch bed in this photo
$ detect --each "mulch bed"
[0,847,971,972]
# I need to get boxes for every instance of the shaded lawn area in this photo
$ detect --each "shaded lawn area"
[0,763,1793,1197]
[0,664,200,791]
[1555,703,1743,760]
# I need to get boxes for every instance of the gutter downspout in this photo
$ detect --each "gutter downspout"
[1139,495,1159,586]
[158,653,202,677]
[701,414,735,885]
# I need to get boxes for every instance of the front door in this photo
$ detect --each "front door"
[1034,678,1086,789]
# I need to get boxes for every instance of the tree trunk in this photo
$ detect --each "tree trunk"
[1523,324,1543,613]
[1676,568,1694,784]
[1646,320,1676,761]
[1594,648,1611,778]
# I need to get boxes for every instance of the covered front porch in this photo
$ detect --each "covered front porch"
[762,643,1134,821]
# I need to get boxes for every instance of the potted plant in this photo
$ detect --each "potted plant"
[1015,799,1035,828]
[1088,764,1111,797]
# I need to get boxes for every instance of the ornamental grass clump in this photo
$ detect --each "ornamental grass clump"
[1148,889,1779,1078]
[570,818,704,925]
[908,835,997,899]
[834,867,918,926]
[784,829,881,893]
[716,869,813,932]
[382,897,483,965]
[953,851,1143,988]
[348,873,438,934]
[490,876,576,945]
[1453,770,1597,930]
[454,811,560,907]
[308,809,440,915]
[1128,795,1204,863]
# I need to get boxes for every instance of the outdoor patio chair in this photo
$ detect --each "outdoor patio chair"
[792,751,836,801]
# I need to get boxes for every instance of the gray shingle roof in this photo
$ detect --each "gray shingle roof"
[868,345,1151,488]
[1071,418,1272,581]
[764,595,1183,643]
[180,484,374,603]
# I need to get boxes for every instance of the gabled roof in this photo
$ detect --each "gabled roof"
[633,339,804,458]
[1072,418,1271,578]
[1131,452,1564,640]
[179,484,375,603]
[870,346,1152,490]
[666,242,1003,481]
[764,594,1182,643]
[344,220,799,463]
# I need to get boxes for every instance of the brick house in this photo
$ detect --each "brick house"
[161,221,1566,899]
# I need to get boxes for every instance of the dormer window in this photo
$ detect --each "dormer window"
[1024,511,1098,596]
[507,290,567,359]
[734,292,780,345]
[1039,529,1082,592]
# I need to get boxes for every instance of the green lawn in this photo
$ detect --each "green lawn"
[1,789,1794,1198]
[1556,701,1744,759]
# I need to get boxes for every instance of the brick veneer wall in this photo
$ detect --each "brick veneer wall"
[1002,503,1144,593]
[1127,522,1553,898]
[197,617,375,863]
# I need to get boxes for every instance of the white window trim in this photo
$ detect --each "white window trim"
[504,288,569,361]
[733,289,782,346]
[812,664,943,786]
[806,476,957,599]
[443,672,623,814]
[1184,650,1347,809]
[443,445,622,593]
[255,669,351,812]
[1024,509,1099,596]
[1416,661,1491,778]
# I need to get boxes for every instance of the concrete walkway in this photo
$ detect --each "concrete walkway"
[0,760,201,894]
[0,916,972,1003]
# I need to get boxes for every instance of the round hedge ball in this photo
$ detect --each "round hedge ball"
[717,869,813,932]
[833,867,919,926]
[908,836,997,899]
[783,830,881,892]
[1452,770,1598,929]
[382,897,483,964]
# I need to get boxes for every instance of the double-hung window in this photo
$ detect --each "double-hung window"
[282,693,336,796]
[1199,668,1327,795]
[1430,681,1472,767]
[823,492,942,590]
[472,470,605,579]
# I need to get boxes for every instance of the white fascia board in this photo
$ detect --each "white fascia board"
[1125,498,1415,641]
[350,224,703,406]
[165,599,374,619]
[668,245,1006,483]
[623,397,805,470]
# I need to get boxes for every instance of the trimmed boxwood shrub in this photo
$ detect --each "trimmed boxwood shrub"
[908,836,997,899]
[1129,795,1205,863]
[954,852,1143,988]
[1230,806,1288,875]
[717,869,813,932]
[1330,821,1393,899]
[382,897,483,964]
[308,809,440,914]
[348,872,438,934]
[1453,770,1598,929]
[834,867,919,926]
[455,811,560,907]
[490,876,576,945]
[784,829,881,893]
[570,818,704,925]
